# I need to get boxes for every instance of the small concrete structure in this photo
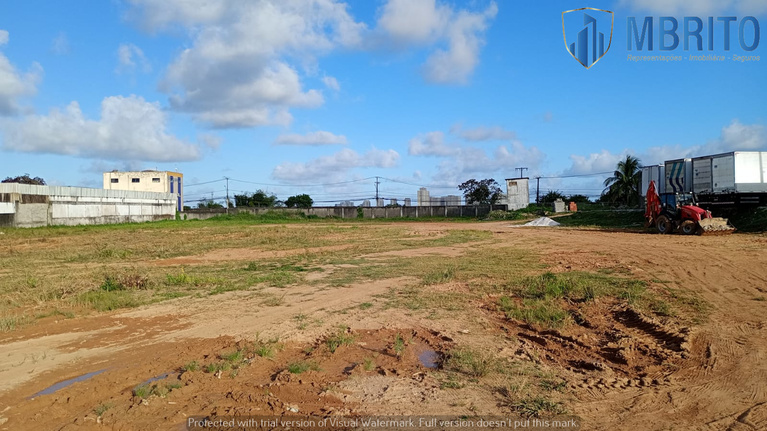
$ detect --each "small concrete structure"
[503,177,530,210]
[0,183,176,228]
[553,198,566,213]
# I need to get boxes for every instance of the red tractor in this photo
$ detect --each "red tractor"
[645,181,734,235]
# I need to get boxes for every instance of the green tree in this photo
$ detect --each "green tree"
[197,199,223,209]
[458,179,503,205]
[602,155,642,206]
[2,174,46,185]
[234,190,278,207]
[540,190,567,204]
[285,194,313,208]
[567,194,591,203]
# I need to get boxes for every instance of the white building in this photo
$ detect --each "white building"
[503,177,530,210]
[103,170,184,212]
[417,187,430,206]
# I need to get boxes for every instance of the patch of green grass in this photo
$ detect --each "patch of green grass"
[512,396,566,418]
[358,302,373,310]
[182,360,199,372]
[93,403,113,417]
[422,266,456,285]
[35,309,75,320]
[649,300,675,317]
[133,383,151,399]
[252,271,299,288]
[539,379,567,392]
[551,210,645,229]
[100,276,124,292]
[287,361,320,374]
[439,374,465,389]
[326,327,355,353]
[153,384,170,398]
[253,334,281,358]
[0,314,32,332]
[444,348,495,378]
[392,333,406,358]
[75,290,143,311]
[165,269,196,286]
[205,362,231,374]
[221,349,244,363]
[499,296,569,329]
[363,357,375,371]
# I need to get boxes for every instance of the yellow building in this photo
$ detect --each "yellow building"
[103,170,184,211]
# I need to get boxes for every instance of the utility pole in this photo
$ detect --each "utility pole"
[375,176,380,202]
[535,176,541,205]
[224,177,230,214]
[515,167,528,178]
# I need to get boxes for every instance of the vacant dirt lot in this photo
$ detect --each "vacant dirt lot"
[1,220,766,430]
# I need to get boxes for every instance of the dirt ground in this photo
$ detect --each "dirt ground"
[1,222,767,430]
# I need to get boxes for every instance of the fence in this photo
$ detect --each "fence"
[184,205,509,221]
[0,184,176,228]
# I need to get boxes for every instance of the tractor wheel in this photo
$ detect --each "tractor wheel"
[681,220,698,235]
[656,215,672,234]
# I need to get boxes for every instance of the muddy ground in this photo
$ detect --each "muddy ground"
[1,222,767,430]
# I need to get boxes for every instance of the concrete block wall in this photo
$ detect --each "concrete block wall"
[0,184,176,228]
[184,205,508,221]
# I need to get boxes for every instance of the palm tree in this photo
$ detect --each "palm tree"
[602,155,642,206]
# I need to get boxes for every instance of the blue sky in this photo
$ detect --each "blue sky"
[0,0,765,205]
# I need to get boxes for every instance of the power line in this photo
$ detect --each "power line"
[379,177,459,190]
[229,177,375,187]
[538,171,612,179]
[185,179,226,187]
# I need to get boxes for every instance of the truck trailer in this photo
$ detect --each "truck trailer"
[692,152,767,207]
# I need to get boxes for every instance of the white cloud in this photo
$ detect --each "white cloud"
[51,32,70,55]
[406,128,544,185]
[619,0,767,15]
[128,0,365,128]
[0,30,42,115]
[117,43,151,74]
[408,131,459,156]
[272,147,400,182]
[717,119,766,151]
[376,0,497,84]
[564,120,767,173]
[322,75,340,91]
[1,95,201,162]
[450,124,515,141]
[430,141,545,186]
[274,130,347,146]
[199,133,223,150]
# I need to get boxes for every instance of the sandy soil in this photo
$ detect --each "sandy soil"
[1,223,766,430]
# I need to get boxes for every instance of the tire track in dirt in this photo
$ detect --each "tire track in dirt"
[491,228,767,430]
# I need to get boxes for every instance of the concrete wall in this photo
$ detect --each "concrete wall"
[0,184,176,228]
[184,205,508,221]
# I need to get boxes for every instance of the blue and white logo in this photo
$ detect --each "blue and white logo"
[563,8,614,69]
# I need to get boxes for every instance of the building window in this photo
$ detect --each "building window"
[132,178,140,183]
[110,178,119,183]
[152,178,161,183]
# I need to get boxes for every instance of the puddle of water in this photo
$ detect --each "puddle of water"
[418,349,440,369]
[140,372,172,386]
[29,369,107,398]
